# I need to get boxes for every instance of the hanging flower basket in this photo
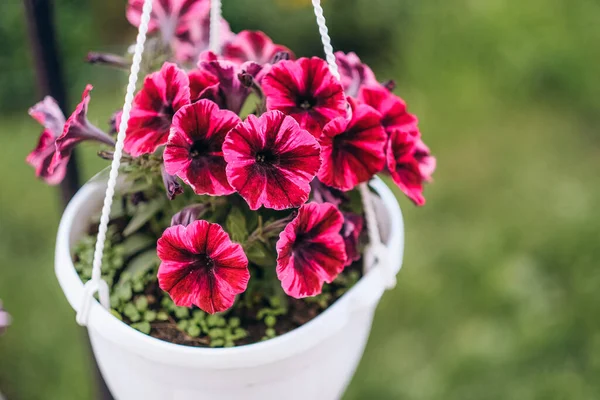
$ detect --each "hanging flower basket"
[27,0,435,398]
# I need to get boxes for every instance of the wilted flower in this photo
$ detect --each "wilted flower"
[27,86,114,185]
[262,57,346,137]
[26,96,67,184]
[276,202,347,298]
[52,85,115,171]
[170,203,210,226]
[341,213,364,266]
[223,110,321,210]
[157,220,250,314]
[161,164,184,200]
[196,52,263,114]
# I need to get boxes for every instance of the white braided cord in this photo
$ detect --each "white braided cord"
[76,0,154,326]
[209,0,223,54]
[311,0,340,80]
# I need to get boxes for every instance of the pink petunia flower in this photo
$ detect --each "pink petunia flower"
[222,30,294,65]
[124,62,191,157]
[164,100,239,195]
[174,14,234,63]
[157,220,250,314]
[276,202,347,298]
[127,0,209,44]
[262,57,346,137]
[52,85,115,171]
[358,84,418,134]
[0,300,10,335]
[386,130,426,206]
[342,213,364,266]
[188,68,219,102]
[26,96,67,184]
[414,137,436,182]
[223,110,321,210]
[318,99,387,191]
[195,52,263,114]
[335,51,378,97]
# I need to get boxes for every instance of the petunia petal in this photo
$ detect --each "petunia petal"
[276,202,346,298]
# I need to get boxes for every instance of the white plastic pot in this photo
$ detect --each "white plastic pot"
[55,177,404,400]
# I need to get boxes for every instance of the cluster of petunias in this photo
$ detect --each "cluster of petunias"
[26,0,435,315]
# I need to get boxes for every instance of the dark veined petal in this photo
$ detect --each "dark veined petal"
[223,110,321,210]
[157,220,249,314]
[276,202,347,298]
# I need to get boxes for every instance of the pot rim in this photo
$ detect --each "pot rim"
[55,177,404,368]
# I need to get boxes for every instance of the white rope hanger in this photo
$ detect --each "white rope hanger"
[76,0,154,326]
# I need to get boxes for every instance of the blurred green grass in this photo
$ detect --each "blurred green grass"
[1,0,600,399]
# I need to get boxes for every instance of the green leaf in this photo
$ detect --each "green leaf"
[226,206,248,243]
[131,321,151,335]
[121,234,156,258]
[122,249,159,282]
[123,198,165,237]
[246,241,276,268]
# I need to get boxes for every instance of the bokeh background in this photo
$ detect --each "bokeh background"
[1,0,600,398]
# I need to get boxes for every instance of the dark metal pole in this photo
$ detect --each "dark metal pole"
[23,1,113,399]
[23,0,80,205]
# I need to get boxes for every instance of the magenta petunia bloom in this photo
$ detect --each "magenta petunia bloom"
[262,57,346,137]
[358,84,418,134]
[386,130,426,206]
[124,62,191,157]
[157,220,250,314]
[26,96,67,184]
[222,30,294,65]
[0,300,10,335]
[342,213,364,266]
[188,68,219,102]
[174,11,234,63]
[196,53,263,114]
[52,85,115,171]
[335,51,378,97]
[414,137,436,182]
[127,0,209,44]
[318,99,387,191]
[276,202,347,298]
[223,111,321,210]
[164,100,240,195]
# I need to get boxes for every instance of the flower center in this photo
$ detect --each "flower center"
[161,103,175,117]
[255,150,278,164]
[189,141,208,159]
[193,253,215,271]
[297,95,316,110]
